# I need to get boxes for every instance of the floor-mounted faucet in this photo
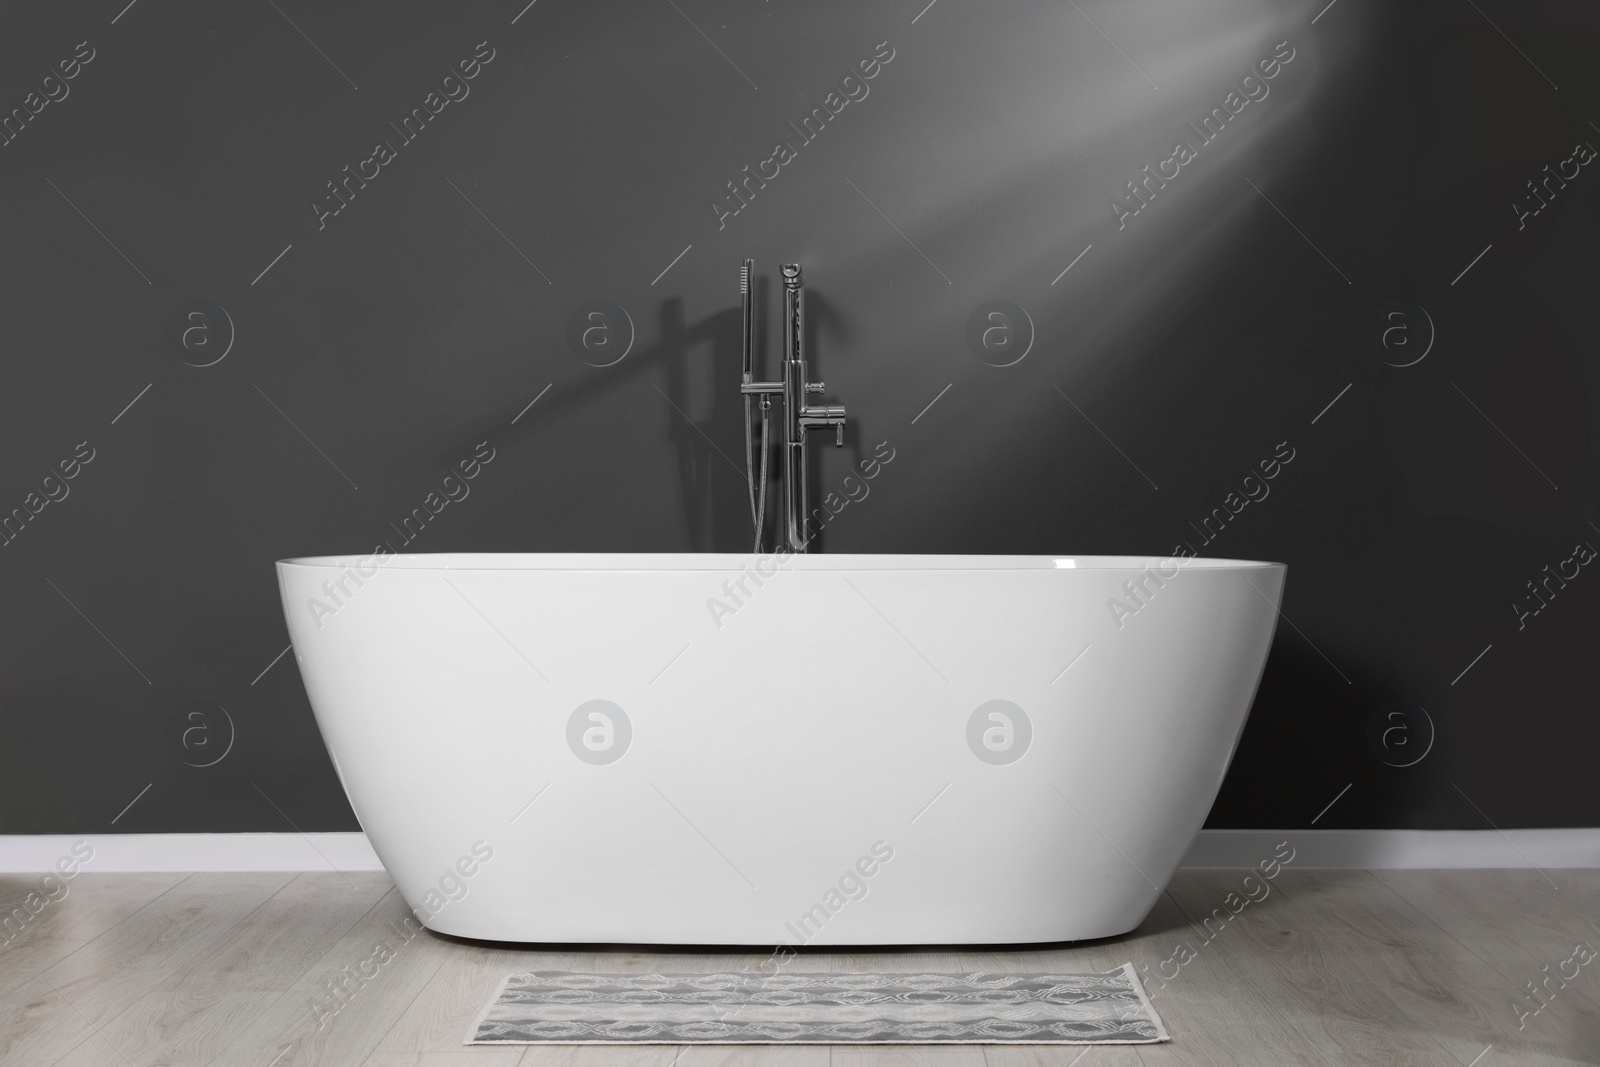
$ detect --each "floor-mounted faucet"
[740,261,846,553]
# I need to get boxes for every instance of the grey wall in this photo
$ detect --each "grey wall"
[1,0,1595,834]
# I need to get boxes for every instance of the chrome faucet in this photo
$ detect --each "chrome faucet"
[740,261,846,553]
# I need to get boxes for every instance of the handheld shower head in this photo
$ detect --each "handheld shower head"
[741,258,755,382]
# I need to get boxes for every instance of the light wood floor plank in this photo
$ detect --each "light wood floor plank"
[0,872,293,1064]
[205,886,456,1067]
[0,872,188,948]
[0,868,1587,1066]
[371,941,582,1055]
[363,1054,525,1067]
[44,989,285,1067]
[658,1045,829,1067]
[58,871,391,1066]
[513,1043,679,1067]
[1131,881,1338,1067]
[505,1043,849,1067]
[0,877,191,1063]
[1371,869,1595,982]
[0,938,88,1000]
[0,979,89,1066]
[1374,868,1600,1046]
[990,1041,1144,1066]
[1168,869,1459,1065]
[1270,869,1513,989]
[40,871,295,1024]
[1370,982,1600,1067]
[834,1046,986,1067]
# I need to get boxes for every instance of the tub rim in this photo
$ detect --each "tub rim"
[276,552,1287,572]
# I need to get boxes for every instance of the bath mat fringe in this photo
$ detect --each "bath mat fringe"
[466,965,1168,1045]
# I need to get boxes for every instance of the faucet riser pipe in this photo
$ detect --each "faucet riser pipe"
[781,264,807,551]
[784,441,808,552]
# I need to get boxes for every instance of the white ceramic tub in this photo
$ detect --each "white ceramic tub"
[276,552,1284,945]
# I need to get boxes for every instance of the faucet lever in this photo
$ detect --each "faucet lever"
[807,382,825,394]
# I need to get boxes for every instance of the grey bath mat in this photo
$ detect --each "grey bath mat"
[466,966,1168,1045]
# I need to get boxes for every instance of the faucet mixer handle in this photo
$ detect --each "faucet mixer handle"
[802,403,846,446]
[806,381,825,395]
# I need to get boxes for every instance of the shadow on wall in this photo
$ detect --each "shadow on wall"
[473,278,860,552]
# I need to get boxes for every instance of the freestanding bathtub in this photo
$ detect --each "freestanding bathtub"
[277,552,1284,945]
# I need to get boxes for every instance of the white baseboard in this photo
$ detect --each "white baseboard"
[0,833,384,873]
[1,829,1595,874]
[1181,829,1600,869]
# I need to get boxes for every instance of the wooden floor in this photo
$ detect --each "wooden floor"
[1,868,1595,1066]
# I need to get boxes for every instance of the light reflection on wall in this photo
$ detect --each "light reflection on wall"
[716,0,1335,551]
